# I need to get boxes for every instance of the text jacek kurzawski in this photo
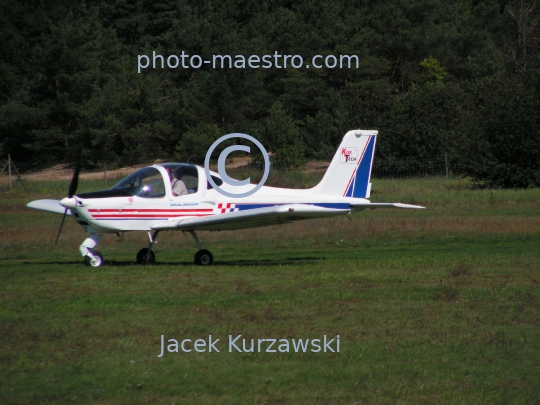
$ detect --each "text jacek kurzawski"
[158,335,340,357]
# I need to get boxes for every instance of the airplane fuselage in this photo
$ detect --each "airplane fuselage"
[69,164,367,234]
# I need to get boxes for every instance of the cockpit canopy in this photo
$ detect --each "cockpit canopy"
[111,164,203,198]
[161,163,223,192]
[111,166,167,198]
[76,163,223,199]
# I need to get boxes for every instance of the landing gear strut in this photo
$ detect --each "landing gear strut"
[80,234,104,267]
[188,230,213,266]
[136,230,160,265]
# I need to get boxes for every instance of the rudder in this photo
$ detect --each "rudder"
[310,130,377,198]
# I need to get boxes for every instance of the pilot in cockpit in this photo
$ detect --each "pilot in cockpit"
[171,167,188,196]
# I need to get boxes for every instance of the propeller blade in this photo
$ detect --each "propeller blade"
[68,161,81,198]
[54,161,80,246]
[55,208,68,246]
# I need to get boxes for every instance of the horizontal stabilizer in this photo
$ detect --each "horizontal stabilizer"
[27,199,69,215]
[152,204,347,231]
[351,202,425,209]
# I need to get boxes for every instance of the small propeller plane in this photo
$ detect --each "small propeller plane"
[27,130,424,267]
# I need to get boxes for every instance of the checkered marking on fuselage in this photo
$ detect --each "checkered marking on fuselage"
[217,203,239,214]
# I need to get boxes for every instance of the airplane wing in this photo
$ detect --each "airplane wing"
[27,199,70,215]
[351,202,425,209]
[151,204,347,231]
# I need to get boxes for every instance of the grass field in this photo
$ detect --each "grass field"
[1,175,540,404]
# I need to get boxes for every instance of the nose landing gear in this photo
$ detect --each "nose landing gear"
[80,234,104,267]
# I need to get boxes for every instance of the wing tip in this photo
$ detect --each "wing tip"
[394,203,426,209]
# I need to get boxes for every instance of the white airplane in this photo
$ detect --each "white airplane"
[27,130,424,267]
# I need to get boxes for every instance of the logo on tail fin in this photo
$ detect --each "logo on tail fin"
[340,148,358,163]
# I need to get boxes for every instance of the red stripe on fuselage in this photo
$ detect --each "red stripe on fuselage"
[90,214,213,219]
[87,208,213,213]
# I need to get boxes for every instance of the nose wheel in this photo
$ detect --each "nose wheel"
[80,234,104,267]
[194,249,213,266]
[84,251,104,267]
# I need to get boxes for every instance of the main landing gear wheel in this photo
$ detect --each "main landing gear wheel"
[136,248,156,265]
[84,251,104,267]
[194,249,213,266]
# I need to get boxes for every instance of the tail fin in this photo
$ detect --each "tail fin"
[311,130,377,198]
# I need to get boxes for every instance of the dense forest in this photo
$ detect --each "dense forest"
[1,0,539,187]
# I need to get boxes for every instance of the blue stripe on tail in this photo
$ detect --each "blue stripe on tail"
[344,135,375,198]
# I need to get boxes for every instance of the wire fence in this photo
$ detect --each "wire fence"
[0,160,116,175]
[1,153,451,192]
[372,154,449,179]
[0,159,136,191]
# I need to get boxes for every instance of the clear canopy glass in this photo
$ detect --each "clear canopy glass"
[110,167,166,198]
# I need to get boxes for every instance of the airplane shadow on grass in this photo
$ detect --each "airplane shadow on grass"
[110,256,326,267]
[29,257,326,268]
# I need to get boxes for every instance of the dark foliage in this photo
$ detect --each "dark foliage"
[454,77,540,188]
[0,0,539,187]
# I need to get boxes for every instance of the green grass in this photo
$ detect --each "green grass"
[1,176,540,404]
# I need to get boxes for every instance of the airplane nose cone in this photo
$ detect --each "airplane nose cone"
[60,197,78,209]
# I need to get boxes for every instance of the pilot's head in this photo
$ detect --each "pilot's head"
[174,166,197,180]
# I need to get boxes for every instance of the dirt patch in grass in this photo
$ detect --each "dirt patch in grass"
[451,263,473,278]
[434,285,460,301]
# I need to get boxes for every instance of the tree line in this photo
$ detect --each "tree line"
[0,0,539,187]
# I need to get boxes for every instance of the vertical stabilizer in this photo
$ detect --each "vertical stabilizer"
[310,130,377,198]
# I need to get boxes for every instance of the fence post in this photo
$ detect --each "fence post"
[444,152,449,180]
[11,159,29,192]
[8,154,12,189]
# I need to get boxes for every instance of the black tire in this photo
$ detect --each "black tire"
[194,249,213,266]
[84,251,104,267]
[136,248,156,265]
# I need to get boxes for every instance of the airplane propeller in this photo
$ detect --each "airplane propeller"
[55,162,81,245]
